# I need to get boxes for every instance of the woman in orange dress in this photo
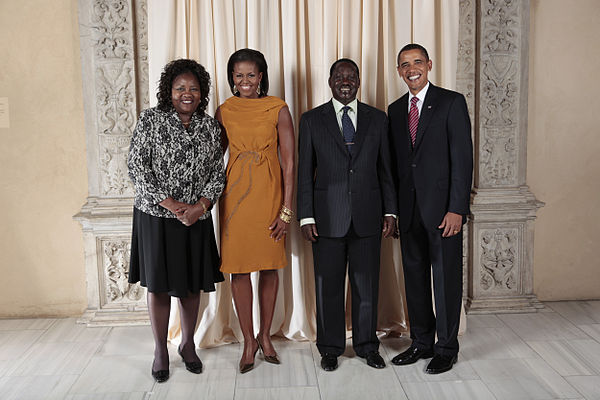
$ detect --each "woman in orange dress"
[215,48,295,373]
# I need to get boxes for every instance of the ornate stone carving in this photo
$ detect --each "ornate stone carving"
[479,228,518,293]
[95,63,135,136]
[91,0,133,60]
[101,239,144,305]
[478,0,521,187]
[99,135,133,196]
[134,0,150,110]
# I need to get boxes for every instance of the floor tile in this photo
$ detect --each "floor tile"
[466,314,506,328]
[150,368,235,399]
[236,340,317,388]
[0,319,56,331]
[580,324,600,342]
[64,393,148,400]
[8,340,102,376]
[234,386,320,400]
[460,326,538,360]
[0,374,79,399]
[471,357,582,399]
[312,342,408,400]
[68,356,155,394]
[0,330,45,361]
[565,376,600,400]
[37,319,111,343]
[499,312,589,341]
[401,380,496,400]
[548,301,600,325]
[528,339,600,376]
[97,326,154,356]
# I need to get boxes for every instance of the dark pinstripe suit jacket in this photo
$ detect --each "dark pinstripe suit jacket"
[297,100,397,238]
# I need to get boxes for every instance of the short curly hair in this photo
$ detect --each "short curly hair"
[226,48,269,97]
[156,59,211,114]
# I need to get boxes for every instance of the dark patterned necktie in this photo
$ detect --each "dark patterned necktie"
[342,106,355,152]
[409,96,419,146]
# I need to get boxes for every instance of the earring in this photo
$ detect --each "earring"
[233,85,239,95]
[256,84,261,96]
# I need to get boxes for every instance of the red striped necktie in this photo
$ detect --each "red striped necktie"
[409,96,419,146]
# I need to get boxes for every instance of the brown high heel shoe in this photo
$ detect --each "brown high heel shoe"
[256,335,281,365]
[239,339,259,374]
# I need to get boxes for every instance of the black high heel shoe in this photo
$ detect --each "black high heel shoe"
[256,335,281,365]
[178,346,203,374]
[239,339,259,374]
[151,360,169,383]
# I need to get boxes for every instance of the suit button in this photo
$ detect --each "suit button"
[348,191,351,195]
[411,163,416,168]
[410,188,415,192]
[349,169,354,174]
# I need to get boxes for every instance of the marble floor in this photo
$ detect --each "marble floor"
[1,300,600,399]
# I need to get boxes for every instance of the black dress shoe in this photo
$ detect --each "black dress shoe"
[425,354,457,374]
[151,360,169,383]
[360,351,385,369]
[178,346,203,374]
[391,346,434,366]
[321,354,338,371]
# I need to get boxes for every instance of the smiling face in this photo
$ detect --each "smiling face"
[397,49,432,95]
[232,61,263,99]
[171,72,201,120]
[328,61,360,105]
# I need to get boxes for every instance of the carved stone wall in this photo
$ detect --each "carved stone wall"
[75,0,149,326]
[466,0,544,313]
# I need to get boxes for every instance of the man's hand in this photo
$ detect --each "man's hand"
[382,216,396,238]
[438,212,463,237]
[301,224,319,242]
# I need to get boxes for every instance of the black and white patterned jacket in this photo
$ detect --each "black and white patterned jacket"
[127,107,225,219]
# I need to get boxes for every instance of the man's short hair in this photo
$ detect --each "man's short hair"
[329,58,360,78]
[397,44,429,65]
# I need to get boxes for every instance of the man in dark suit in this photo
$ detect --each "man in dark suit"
[297,58,397,371]
[388,44,473,374]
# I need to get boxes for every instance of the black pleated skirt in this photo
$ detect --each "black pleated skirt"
[129,207,224,297]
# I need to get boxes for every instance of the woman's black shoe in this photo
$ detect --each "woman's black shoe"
[178,346,203,374]
[151,360,169,383]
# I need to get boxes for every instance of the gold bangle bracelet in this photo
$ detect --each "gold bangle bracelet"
[280,205,294,216]
[199,201,207,215]
[279,212,292,224]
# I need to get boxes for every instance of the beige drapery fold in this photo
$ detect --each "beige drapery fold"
[147,0,460,348]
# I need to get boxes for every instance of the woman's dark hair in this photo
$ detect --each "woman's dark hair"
[156,59,211,114]
[226,48,269,97]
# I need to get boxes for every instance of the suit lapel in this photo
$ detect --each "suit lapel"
[396,94,412,152]
[414,84,438,151]
[352,101,370,157]
[321,101,347,153]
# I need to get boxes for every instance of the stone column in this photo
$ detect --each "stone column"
[466,0,544,313]
[74,0,150,325]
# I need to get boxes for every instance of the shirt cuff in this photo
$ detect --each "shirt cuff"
[384,214,397,219]
[300,218,316,226]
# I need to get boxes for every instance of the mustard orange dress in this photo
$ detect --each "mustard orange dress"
[219,95,288,274]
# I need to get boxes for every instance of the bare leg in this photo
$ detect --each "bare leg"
[231,273,258,365]
[178,292,201,362]
[257,269,279,356]
[147,291,171,371]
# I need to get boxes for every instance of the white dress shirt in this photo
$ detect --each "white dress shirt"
[408,81,430,116]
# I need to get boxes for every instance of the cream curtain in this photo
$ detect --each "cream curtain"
[147,0,460,348]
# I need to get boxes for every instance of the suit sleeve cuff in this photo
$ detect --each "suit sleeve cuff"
[300,218,316,226]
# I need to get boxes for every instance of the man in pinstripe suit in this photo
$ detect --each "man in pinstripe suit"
[297,58,397,371]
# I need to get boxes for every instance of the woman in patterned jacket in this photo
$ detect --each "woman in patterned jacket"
[127,59,225,383]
